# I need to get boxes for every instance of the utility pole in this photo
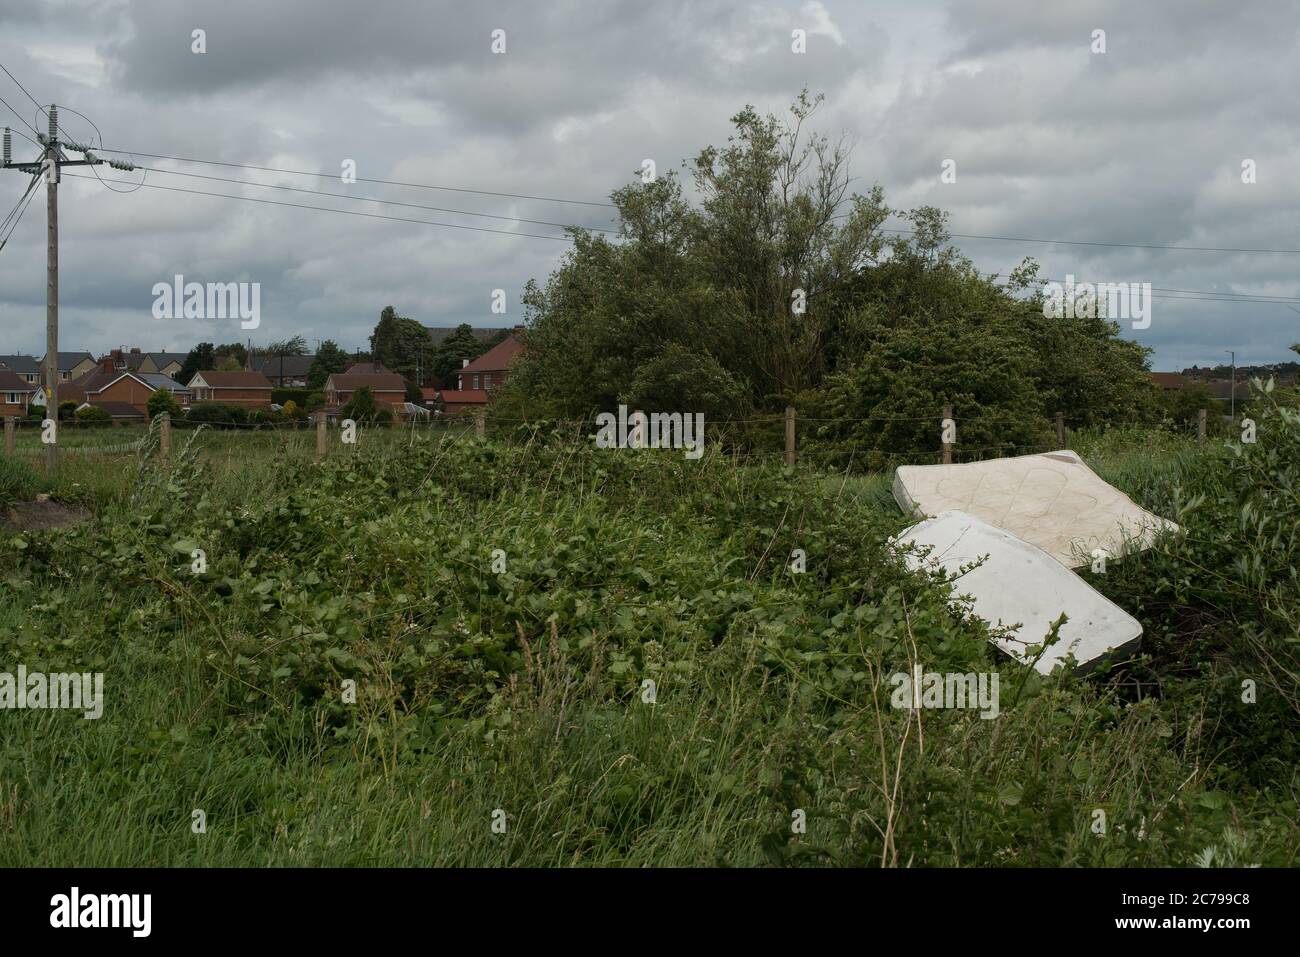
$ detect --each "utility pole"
[3,108,135,470]
[1225,350,1236,422]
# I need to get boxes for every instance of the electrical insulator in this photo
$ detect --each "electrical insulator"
[2,127,10,166]
[48,103,57,140]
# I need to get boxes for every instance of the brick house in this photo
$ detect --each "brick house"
[187,370,274,408]
[41,351,97,383]
[324,371,407,416]
[253,354,315,387]
[344,361,395,376]
[1150,372,1185,391]
[58,357,190,415]
[435,332,524,413]
[136,351,188,378]
[437,389,490,414]
[456,334,523,395]
[0,355,41,386]
[0,369,36,416]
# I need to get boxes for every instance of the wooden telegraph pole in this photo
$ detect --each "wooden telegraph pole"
[3,108,136,471]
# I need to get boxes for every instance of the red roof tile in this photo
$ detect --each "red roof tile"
[460,335,523,375]
[327,372,406,392]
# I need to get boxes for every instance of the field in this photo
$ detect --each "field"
[0,408,1296,867]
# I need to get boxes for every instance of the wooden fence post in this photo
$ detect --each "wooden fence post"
[3,416,12,456]
[159,412,171,464]
[1198,407,1207,446]
[784,406,796,465]
[941,404,953,464]
[1055,411,1065,448]
[316,411,327,461]
[474,409,486,438]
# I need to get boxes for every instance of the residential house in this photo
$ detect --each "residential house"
[187,370,274,408]
[324,371,407,416]
[0,369,37,416]
[102,348,188,378]
[56,356,190,415]
[40,351,97,384]
[1150,372,1185,391]
[345,361,395,376]
[436,389,490,414]
[0,355,41,385]
[253,354,315,388]
[137,351,188,378]
[443,333,524,412]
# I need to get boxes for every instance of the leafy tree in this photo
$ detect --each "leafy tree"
[369,306,433,382]
[1157,383,1221,431]
[214,342,248,368]
[340,385,376,422]
[261,335,309,384]
[308,339,349,389]
[179,343,215,384]
[502,90,889,418]
[147,389,182,419]
[217,356,243,372]
[430,324,491,385]
[264,335,308,357]
[74,405,111,427]
[501,91,1153,445]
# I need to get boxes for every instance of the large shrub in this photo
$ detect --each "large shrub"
[185,402,248,429]
[74,405,112,427]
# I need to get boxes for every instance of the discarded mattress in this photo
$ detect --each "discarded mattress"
[894,510,1143,674]
[893,450,1177,568]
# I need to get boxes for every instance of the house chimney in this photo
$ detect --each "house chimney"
[130,347,141,355]
[99,355,114,373]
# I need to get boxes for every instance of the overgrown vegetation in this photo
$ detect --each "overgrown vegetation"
[0,406,1294,865]
[498,92,1158,448]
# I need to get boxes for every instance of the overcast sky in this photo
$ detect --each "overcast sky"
[0,0,1296,370]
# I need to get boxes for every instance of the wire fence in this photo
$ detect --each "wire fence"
[0,404,1226,470]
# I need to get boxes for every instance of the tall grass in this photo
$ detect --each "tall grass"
[0,417,1295,866]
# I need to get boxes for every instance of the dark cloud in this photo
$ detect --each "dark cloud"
[0,0,1295,368]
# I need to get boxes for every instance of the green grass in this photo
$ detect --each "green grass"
[0,418,1295,866]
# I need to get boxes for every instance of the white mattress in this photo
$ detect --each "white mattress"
[893,450,1178,568]
[894,510,1143,674]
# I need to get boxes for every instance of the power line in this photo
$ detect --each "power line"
[93,144,1300,257]
[132,164,620,234]
[0,60,48,122]
[0,92,39,135]
[0,173,39,250]
[872,225,1300,256]
[64,172,577,242]
[1031,277,1300,305]
[97,146,618,209]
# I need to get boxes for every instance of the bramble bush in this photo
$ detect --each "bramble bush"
[0,419,1295,865]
